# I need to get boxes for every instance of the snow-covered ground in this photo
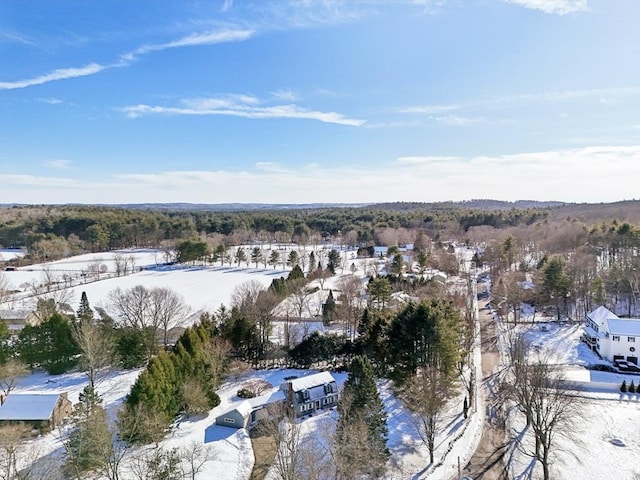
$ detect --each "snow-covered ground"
[499,309,640,480]
[12,249,635,479]
[0,248,25,262]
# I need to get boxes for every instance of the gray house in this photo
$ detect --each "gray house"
[279,371,339,418]
[215,390,285,429]
[215,400,255,429]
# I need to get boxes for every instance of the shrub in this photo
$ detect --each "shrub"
[237,388,256,399]
[630,381,636,393]
[620,380,627,392]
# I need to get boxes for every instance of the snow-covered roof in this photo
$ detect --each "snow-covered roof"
[286,371,336,392]
[583,325,605,338]
[587,306,618,324]
[248,389,285,409]
[0,393,61,421]
[0,309,32,321]
[233,401,254,418]
[606,318,640,336]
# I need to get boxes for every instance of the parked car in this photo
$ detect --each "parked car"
[614,360,640,372]
[590,364,616,372]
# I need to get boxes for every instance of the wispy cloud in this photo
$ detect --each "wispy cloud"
[0,63,111,90]
[504,0,589,15]
[45,159,73,169]
[221,0,234,13]
[0,28,254,90]
[0,174,77,188]
[401,86,640,116]
[431,115,486,126]
[38,97,64,105]
[0,29,35,45]
[120,29,254,62]
[120,94,365,126]
[271,90,298,102]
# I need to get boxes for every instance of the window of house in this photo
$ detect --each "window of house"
[612,335,620,341]
[629,337,636,342]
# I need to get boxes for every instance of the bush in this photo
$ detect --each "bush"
[237,388,256,399]
[620,380,627,392]
[630,381,636,393]
[636,383,640,394]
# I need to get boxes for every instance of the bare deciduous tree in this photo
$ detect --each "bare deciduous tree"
[108,285,189,358]
[0,359,29,403]
[73,319,115,392]
[503,334,584,480]
[0,424,30,480]
[336,275,364,341]
[400,366,453,465]
[179,441,217,480]
[253,403,303,480]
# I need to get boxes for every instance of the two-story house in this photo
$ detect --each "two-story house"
[279,371,339,417]
[583,305,640,365]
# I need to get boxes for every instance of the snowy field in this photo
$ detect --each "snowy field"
[1,249,292,323]
[0,248,25,262]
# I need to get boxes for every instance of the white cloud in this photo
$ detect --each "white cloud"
[0,63,109,90]
[2,29,254,90]
[271,90,298,102]
[45,159,73,169]
[504,0,589,15]
[120,95,365,127]
[3,145,637,204]
[431,115,485,126]
[402,86,640,116]
[39,97,64,105]
[121,29,254,61]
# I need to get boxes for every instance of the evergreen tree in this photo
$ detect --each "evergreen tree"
[322,289,337,325]
[387,299,462,381]
[336,356,389,478]
[367,276,392,310]
[629,380,635,393]
[287,250,299,269]
[620,380,627,392]
[268,250,280,269]
[17,313,80,374]
[390,252,405,276]
[76,291,94,322]
[64,387,112,479]
[287,265,305,282]
[250,247,263,268]
[308,251,316,275]
[327,249,341,274]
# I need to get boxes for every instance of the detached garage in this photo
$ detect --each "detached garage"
[215,401,254,429]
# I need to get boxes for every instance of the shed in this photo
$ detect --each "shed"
[0,392,72,431]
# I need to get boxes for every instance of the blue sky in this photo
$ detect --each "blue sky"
[1,0,638,204]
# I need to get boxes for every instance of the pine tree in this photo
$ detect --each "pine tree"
[630,380,636,393]
[336,356,389,478]
[76,291,94,322]
[621,380,627,392]
[64,387,112,478]
[322,290,337,325]
[308,251,316,275]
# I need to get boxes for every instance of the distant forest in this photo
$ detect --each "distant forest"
[0,201,638,261]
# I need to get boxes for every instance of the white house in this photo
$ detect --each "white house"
[583,306,640,365]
